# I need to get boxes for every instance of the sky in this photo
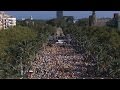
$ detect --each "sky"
[5,11,120,20]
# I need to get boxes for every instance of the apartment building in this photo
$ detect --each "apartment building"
[0,11,16,30]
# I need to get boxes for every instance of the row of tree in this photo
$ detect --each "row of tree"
[63,24,120,78]
[1,18,120,78]
[0,20,55,79]
[44,18,120,78]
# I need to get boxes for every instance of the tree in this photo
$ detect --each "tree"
[76,18,89,26]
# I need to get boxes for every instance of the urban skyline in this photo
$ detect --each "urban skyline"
[5,11,120,20]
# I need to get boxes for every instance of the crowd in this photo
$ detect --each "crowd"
[29,43,95,79]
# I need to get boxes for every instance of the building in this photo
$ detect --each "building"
[23,16,34,26]
[113,13,120,30]
[56,11,63,19]
[0,11,16,30]
[22,16,33,21]
[3,17,16,29]
[113,13,119,21]
[118,18,120,30]
[89,15,93,26]
[95,18,111,27]
[89,11,97,26]
[92,11,97,24]
[89,11,111,27]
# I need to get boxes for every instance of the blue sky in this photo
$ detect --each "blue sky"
[5,11,120,20]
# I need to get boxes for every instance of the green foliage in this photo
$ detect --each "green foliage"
[2,18,120,78]
[0,21,55,78]
[46,18,69,28]
[0,26,38,78]
[63,25,120,78]
[76,18,89,26]
[106,19,118,28]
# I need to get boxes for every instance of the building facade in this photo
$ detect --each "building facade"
[113,13,120,30]
[0,11,16,30]
[89,11,111,27]
[89,11,97,26]
[113,13,119,21]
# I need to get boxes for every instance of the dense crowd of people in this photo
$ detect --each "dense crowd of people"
[29,43,95,79]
